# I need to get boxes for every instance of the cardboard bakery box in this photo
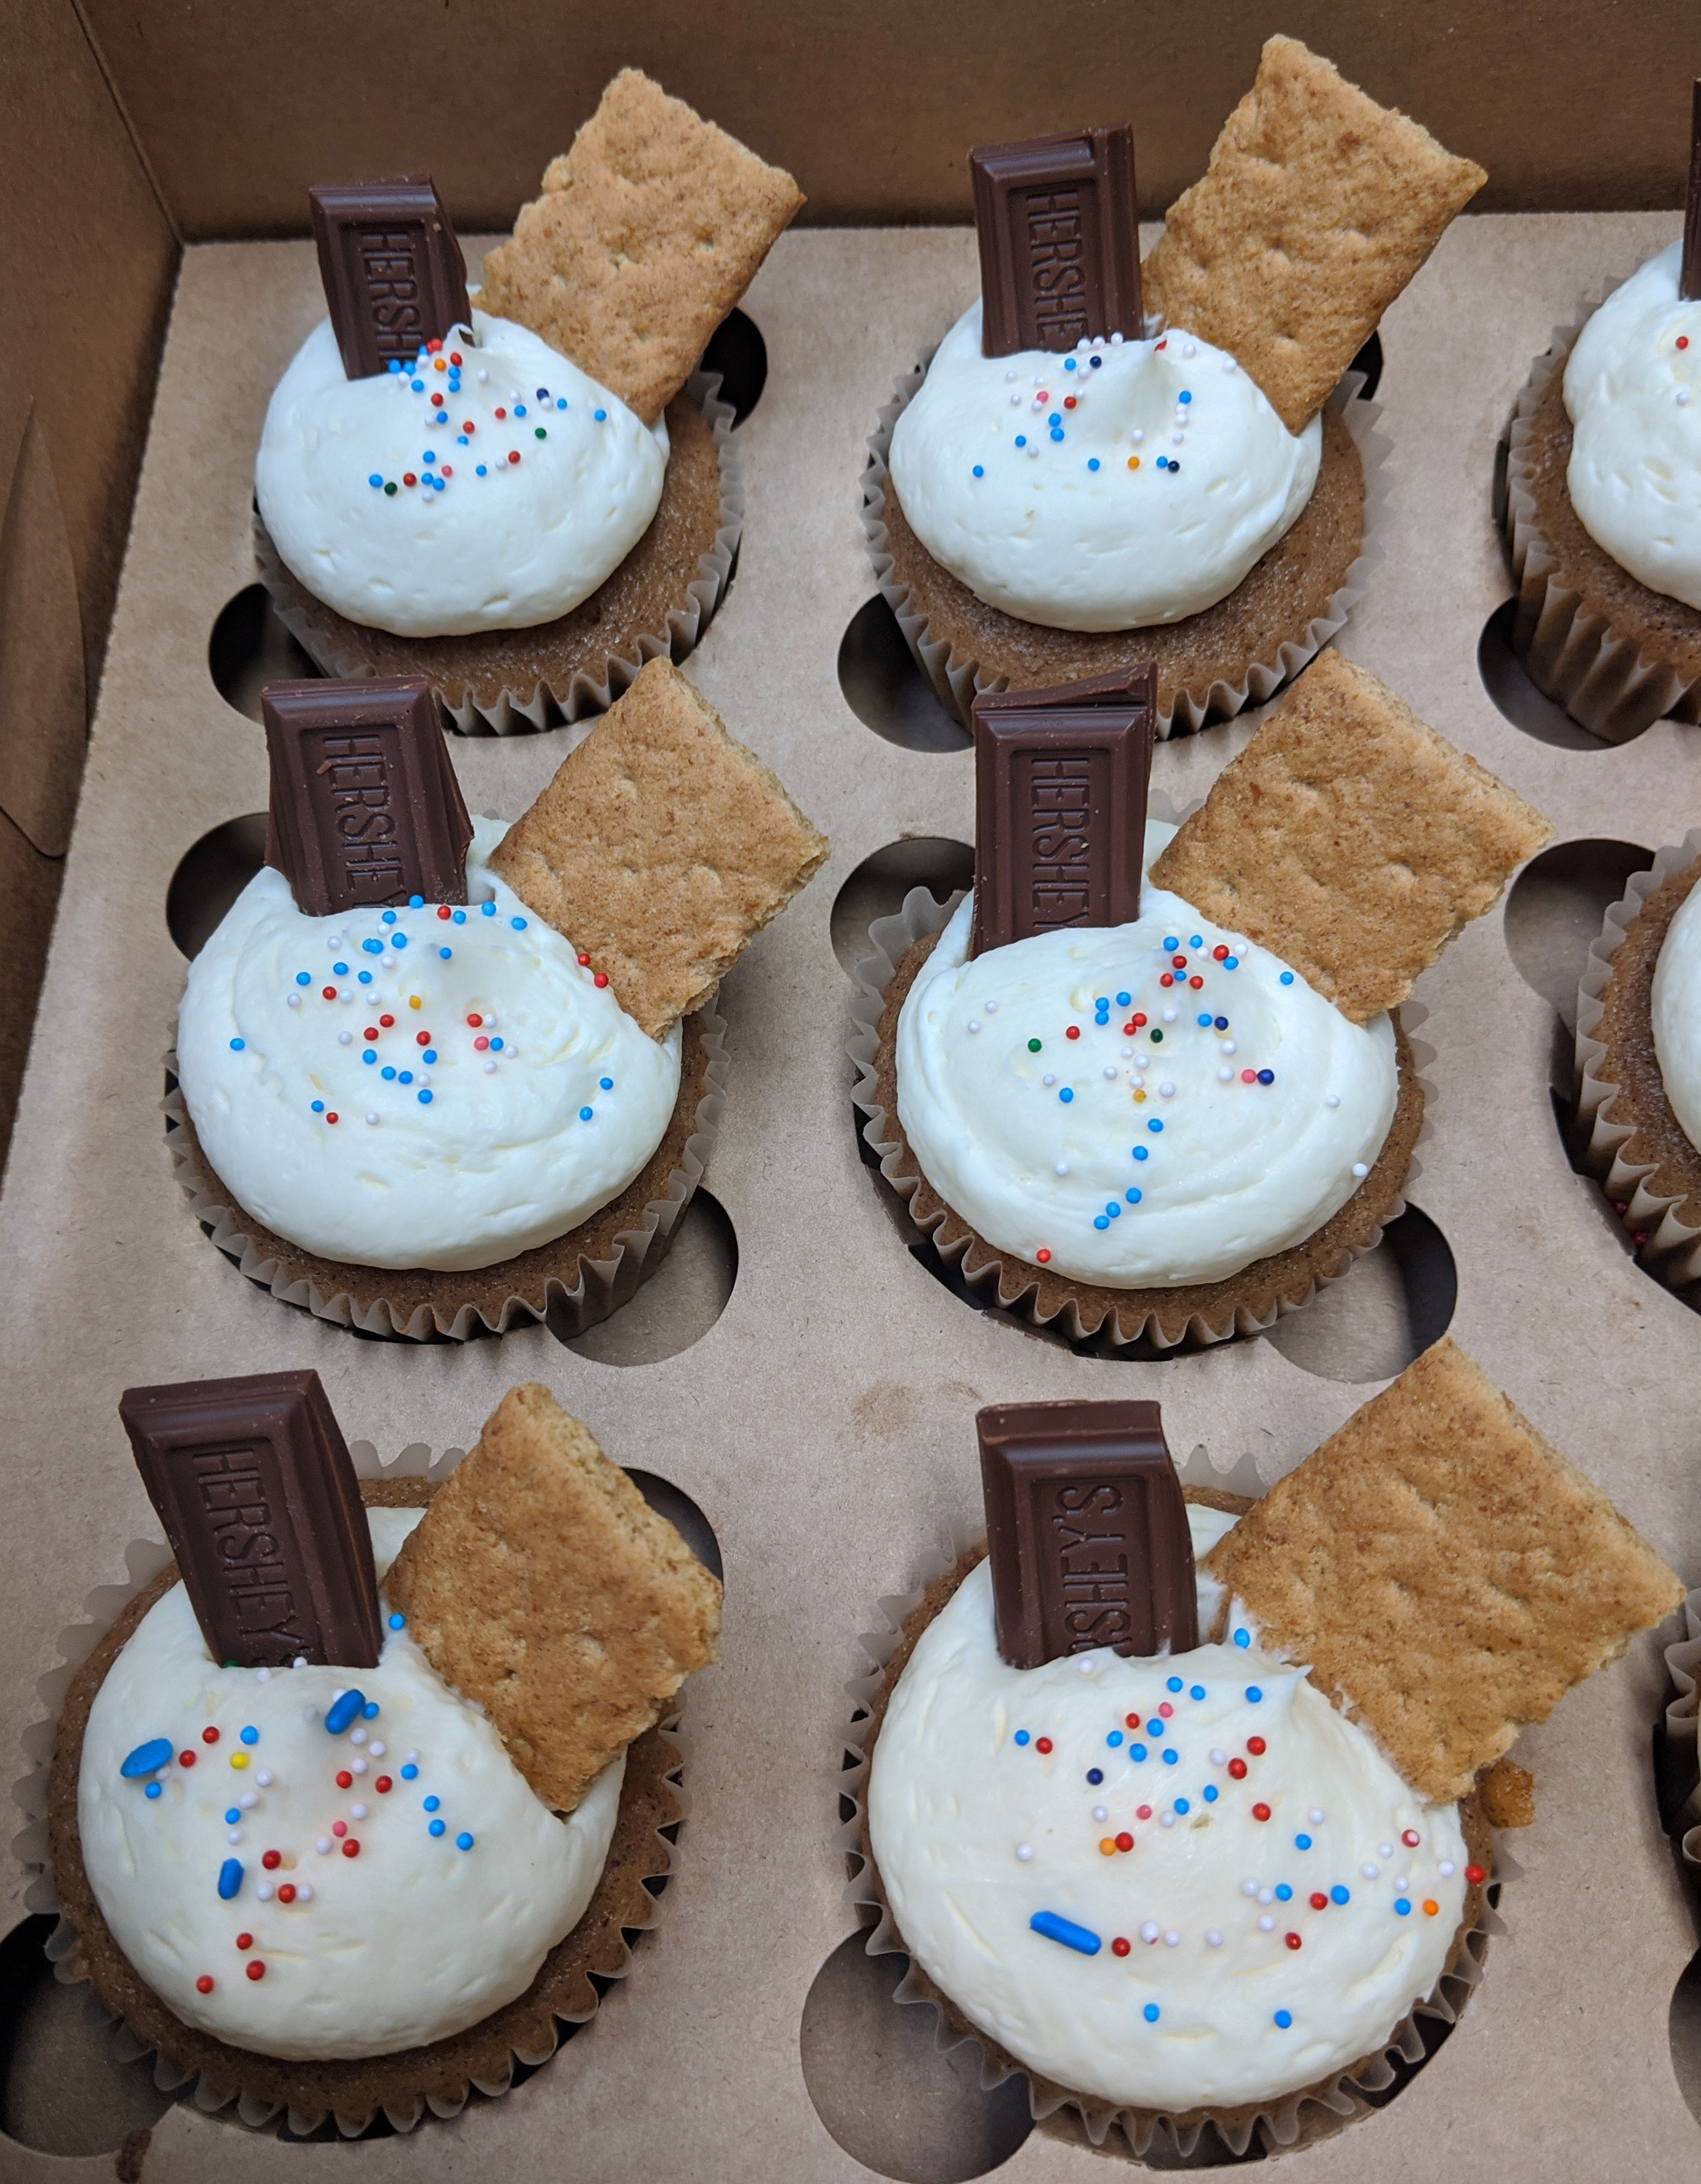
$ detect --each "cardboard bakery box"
[3,3,1701,2177]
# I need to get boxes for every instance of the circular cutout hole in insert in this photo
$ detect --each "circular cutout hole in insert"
[0,1912,174,2156]
[554,1188,737,1366]
[1347,328,1383,403]
[697,308,767,427]
[799,1929,1032,2183]
[208,582,319,722]
[832,839,973,977]
[1476,600,1636,751]
[1503,837,1655,1028]
[623,1469,723,1583]
[1262,1203,1457,1386]
[838,598,973,753]
[165,812,268,959]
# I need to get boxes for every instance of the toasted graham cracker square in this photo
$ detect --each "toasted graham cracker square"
[478,69,803,425]
[490,657,828,1039]
[385,1384,721,1814]
[1142,36,1485,431]
[1149,651,1549,1024]
[1204,1339,1683,1802]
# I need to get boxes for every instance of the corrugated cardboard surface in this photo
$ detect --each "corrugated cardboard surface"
[3,213,1701,2178]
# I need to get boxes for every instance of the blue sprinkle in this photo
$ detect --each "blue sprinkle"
[423,450,435,465]
[120,1738,173,1779]
[1148,1119,1163,1134]
[1050,427,1064,442]
[1105,1202,1121,1218]
[1332,1887,1350,1904]
[429,1818,446,1837]
[556,397,567,410]
[145,1781,161,1798]
[972,464,985,478]
[476,465,488,476]
[240,1726,258,1746]
[382,1066,396,1081]
[1215,1015,1228,1030]
[1224,956,1239,970]
[1087,457,1100,471]
[456,1831,474,1851]
[1014,1730,1030,1746]
[310,1100,324,1113]
[1203,1784,1219,1803]
[1179,391,1192,404]
[490,1037,504,1052]
[418,1089,433,1105]
[1107,1731,1123,1747]
[1162,1748,1179,1766]
[1115,991,1130,1006]
[593,408,607,422]
[1014,434,1027,447]
[1064,359,1077,372]
[580,1106,595,1122]
[536,387,549,399]
[422,1049,437,1063]
[362,1702,379,1720]
[388,360,402,374]
[1166,1677,1183,1693]
[457,434,468,445]
[295,972,310,985]
[229,1037,245,1052]
[1125,1188,1141,1205]
[423,1795,440,1813]
[399,1070,412,1085]
[1157,455,1169,469]
[514,403,527,417]
[1087,1767,1104,1785]
[382,911,397,926]
[439,947,452,960]
[1246,1687,1263,1704]
[333,961,349,975]
[1143,2003,1160,2023]
[1174,1798,1189,1815]
[408,894,424,909]
[1296,1833,1312,1851]
[1089,355,1101,368]
[411,379,424,392]
[1149,1722,1164,1741]
[1133,1147,1149,1162]
[1234,1629,1250,1648]
[400,1763,418,1780]
[1190,1686,1206,1701]
[1130,1744,1147,1761]
[1048,413,1061,425]
[393,933,408,949]
[482,901,495,916]
[1093,1213,1108,1230]
[218,1859,242,1901]
[388,1613,404,1630]
[1394,1899,1411,1917]
[1163,937,1178,951]
[1275,2009,1293,2030]
[1059,1088,1074,1103]
[325,1689,365,1735]
[452,911,465,924]
[1030,1910,1100,1956]
[511,916,527,930]
[369,473,383,487]
[1280,971,1294,985]
[1275,1884,1293,1902]
[363,938,382,954]
[599,1077,613,1090]
[358,971,372,984]
[225,1808,240,1824]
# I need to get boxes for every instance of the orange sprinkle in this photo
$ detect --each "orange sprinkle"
[1423,1899,1439,1917]
[1099,1838,1117,1857]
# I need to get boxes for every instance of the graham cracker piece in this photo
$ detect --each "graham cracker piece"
[489,657,829,1039]
[1479,1757,1535,1829]
[1141,35,1485,431]
[385,1384,722,1814]
[1204,1339,1683,1802]
[1149,651,1550,1023]
[478,68,803,425]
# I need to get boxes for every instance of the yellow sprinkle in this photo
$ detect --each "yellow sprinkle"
[1127,455,1140,470]
[409,995,423,1010]
[1098,1838,1117,1857]
[229,1752,248,1770]
[1132,1089,1146,1103]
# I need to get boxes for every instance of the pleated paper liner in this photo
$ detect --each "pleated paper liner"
[1662,1591,1701,1872]
[16,1454,692,2139]
[163,1004,726,1341]
[846,793,1434,1353]
[837,1439,1512,2166]
[1573,831,1701,1288]
[257,370,743,736]
[1504,275,1701,743]
[859,351,1387,740]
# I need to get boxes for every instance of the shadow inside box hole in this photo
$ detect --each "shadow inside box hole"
[0,1912,174,2157]
[551,1188,737,1367]
[166,812,268,958]
[831,845,972,977]
[1476,599,1639,751]
[1673,1951,1701,2134]
[1503,836,1655,1029]
[208,583,320,722]
[697,306,767,427]
[838,598,972,754]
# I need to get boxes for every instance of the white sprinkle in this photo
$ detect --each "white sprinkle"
[369,1742,385,1758]
[1206,1928,1224,1946]
[1216,1066,1234,1082]
[351,1756,367,1775]
[1209,1748,1227,1766]
[316,1836,332,1855]
[337,1030,352,1046]
[238,1793,256,1811]
[1395,1875,1410,1892]
[966,1018,980,1033]
[1183,342,1198,358]
[1077,336,1091,352]
[1257,1887,1274,1906]
[1091,335,1106,349]
[297,1883,314,1903]
[482,1061,496,1075]
[1158,1081,1175,1098]
[1362,1861,1381,1878]
[1092,1806,1108,1823]
[983,999,998,1013]
[1308,1808,1325,1825]
[286,993,301,1009]
[1379,1844,1394,1859]
[366,1112,380,1125]
[1076,1655,1099,1676]
[1240,1878,1259,1897]
[1027,443,1040,458]
[1163,1930,1180,1948]
[476,368,489,382]
[406,1750,419,1765]
[1161,1006,1178,1024]
[340,989,354,1004]
[1438,1860,1456,1878]
[227,1829,243,1845]
[1121,1045,1134,1059]
[1159,1811,1176,1829]
[351,1802,369,1820]
[257,1883,274,1902]
[1140,1921,1160,1943]
[1102,1064,1119,1080]
[327,934,343,950]
[255,1770,273,1787]
[1219,1039,1236,1055]
[1054,1160,1070,1177]
[255,1668,271,1684]
[1042,1073,1057,1088]
[1171,431,1185,445]
[1681,389,1691,406]
[1351,1162,1368,1178]
[1015,1842,1034,1861]
[1131,427,1144,444]
[1004,369,1017,382]
[1325,1094,1340,1109]
[1257,1912,1276,1932]
[350,1727,367,1746]
[1110,331,1123,345]
[381,954,395,969]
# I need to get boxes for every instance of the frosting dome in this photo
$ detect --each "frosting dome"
[1564,240,1701,610]
[868,1549,1468,2113]
[1651,870,1701,1150]
[887,306,1321,631]
[78,1508,623,2060]
[176,817,682,1273]
[255,311,667,637]
[893,824,1398,1287]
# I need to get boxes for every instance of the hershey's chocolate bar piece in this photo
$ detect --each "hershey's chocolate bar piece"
[262,676,472,915]
[971,127,1142,358]
[118,1371,381,1669]
[1684,82,1701,302]
[969,664,1155,958]
[310,178,471,380]
[978,1399,1196,1670]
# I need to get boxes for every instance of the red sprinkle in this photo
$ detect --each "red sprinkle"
[467,1013,482,1026]
[1402,1829,1421,1848]
[1136,1804,1152,1821]
[1188,976,1204,989]
[416,1030,431,1047]
[1159,973,1174,988]
[1130,1013,1147,1028]
[1035,1737,1053,1755]
[402,473,417,488]
[494,406,506,419]
[577,953,591,966]
[325,1113,338,1125]
[462,421,475,432]
[437,905,452,920]
[261,1850,282,1871]
[322,985,337,1000]
[593,973,609,989]
[235,1933,252,1951]
[1252,1803,1272,1823]
[1310,1892,1329,1911]
[342,1839,361,1859]
[430,392,444,408]
[1155,340,1167,350]
[246,1961,266,1982]
[1212,945,1229,961]
[335,1770,352,1790]
[507,450,521,464]
[474,1037,489,1051]
[1681,336,1691,350]
[196,1975,214,1993]
[1035,1248,1052,1264]
[380,1013,395,1028]
[1125,1713,1140,1729]
[1227,1757,1248,1779]
[1111,1936,1131,1957]
[426,339,442,354]
[375,1776,393,1794]
[1065,1026,1080,1041]
[202,1728,220,1745]
[1464,1863,1486,1885]
[278,1885,297,1904]
[1242,1069,1257,1083]
[1247,1737,1266,1757]
[1285,1932,1302,1951]
[448,352,462,366]
[1114,1831,1134,1853]
[1171,955,1187,970]
[331,1821,347,1838]
[363,1028,378,1043]
[1063,395,1077,408]
[1157,1702,1174,1718]
[180,1750,197,1767]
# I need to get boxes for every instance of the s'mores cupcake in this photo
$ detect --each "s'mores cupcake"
[850,1346,1680,2157]
[852,653,1548,1349]
[45,1375,721,2134]
[257,71,801,731]
[865,37,1484,736]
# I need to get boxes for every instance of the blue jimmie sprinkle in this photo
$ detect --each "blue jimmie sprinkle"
[121,1738,173,1779]
[217,1859,242,1901]
[1030,1910,1100,1956]
[324,1689,365,1735]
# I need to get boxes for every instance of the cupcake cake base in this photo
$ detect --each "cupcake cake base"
[44,1478,684,2137]
[860,931,1424,1351]
[259,378,742,735]
[165,1007,725,1341]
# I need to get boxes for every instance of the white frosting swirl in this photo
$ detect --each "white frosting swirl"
[887,306,1321,630]
[894,824,1397,1286]
[868,1551,1468,2113]
[79,1509,623,2061]
[176,817,681,1273]
[1564,240,1701,610]
[255,311,667,636]
[1651,870,1701,1150]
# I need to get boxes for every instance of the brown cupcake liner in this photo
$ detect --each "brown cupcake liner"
[1573,831,1701,1286]
[837,1441,1513,2165]
[1664,1591,1701,1861]
[163,1004,727,1340]
[1504,282,1701,743]
[846,800,1433,1352]
[859,348,1387,739]
[257,370,743,736]
[14,1454,691,2138]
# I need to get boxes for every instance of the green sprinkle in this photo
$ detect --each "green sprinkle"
[1151,1028,1163,1043]
[535,427,547,440]
[1027,1038,1041,1053]
[384,481,398,496]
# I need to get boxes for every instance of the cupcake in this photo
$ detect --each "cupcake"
[864,37,1483,736]
[1504,108,1701,742]
[851,1343,1681,2157]
[851,652,1547,1349]
[45,1373,721,2133]
[170,657,827,1339]
[1574,828,1701,1286]
[257,70,802,732]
